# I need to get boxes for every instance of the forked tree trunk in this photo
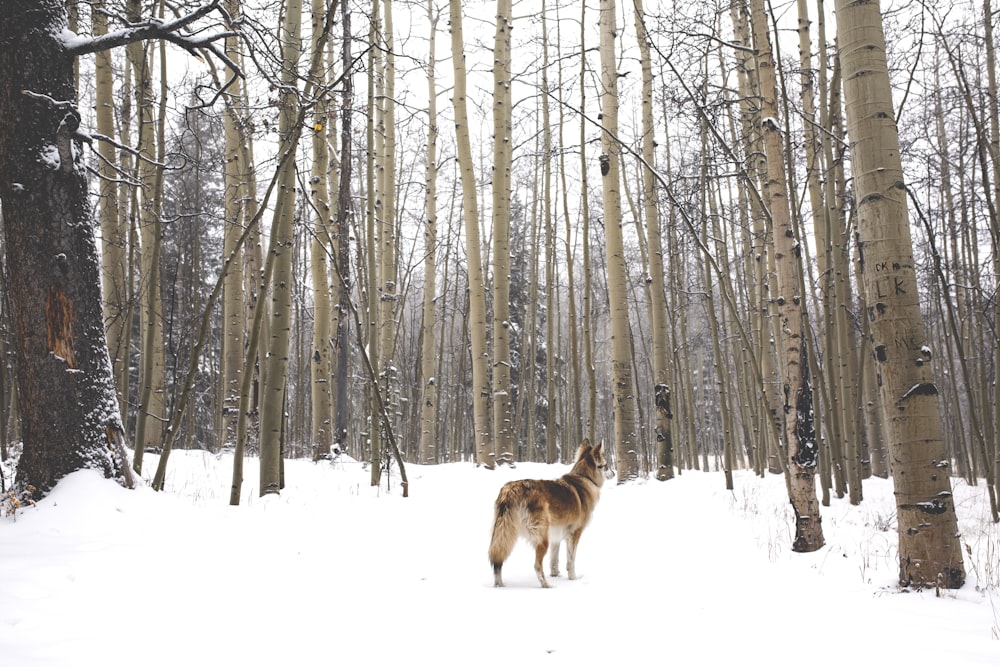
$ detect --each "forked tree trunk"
[0,0,133,495]
[835,0,964,587]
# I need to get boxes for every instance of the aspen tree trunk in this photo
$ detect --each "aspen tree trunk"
[118,55,136,422]
[927,54,997,519]
[835,0,964,587]
[293,219,308,453]
[820,16,883,479]
[810,0,863,503]
[580,0,597,446]
[730,0,782,472]
[492,0,515,465]
[932,47,990,489]
[750,0,824,551]
[632,0,674,480]
[230,201,275,502]
[984,0,1000,501]
[720,45,766,475]
[680,317,701,470]
[367,3,382,484]
[259,0,302,495]
[944,141,991,487]
[183,109,204,449]
[522,157,540,458]
[451,257,471,461]
[435,192,456,459]
[234,101,264,467]
[935,30,1000,503]
[94,1,128,421]
[599,0,639,481]
[309,0,334,460]
[220,0,246,450]
[554,8,582,449]
[800,0,841,488]
[449,0,493,466]
[127,2,166,473]
[377,0,398,459]
[417,0,439,464]
[660,117,695,471]
[703,159,736,490]
[545,106,557,463]
[539,3,558,463]
[228,117,313,499]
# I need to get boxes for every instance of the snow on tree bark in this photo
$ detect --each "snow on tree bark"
[0,0,133,495]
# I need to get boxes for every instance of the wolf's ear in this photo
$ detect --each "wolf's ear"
[593,440,604,455]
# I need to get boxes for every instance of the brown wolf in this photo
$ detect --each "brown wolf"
[488,440,608,588]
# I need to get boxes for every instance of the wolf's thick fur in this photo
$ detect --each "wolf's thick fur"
[488,440,608,588]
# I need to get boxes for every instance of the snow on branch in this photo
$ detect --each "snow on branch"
[60,0,241,78]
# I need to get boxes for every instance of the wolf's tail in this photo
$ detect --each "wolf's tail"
[489,483,523,572]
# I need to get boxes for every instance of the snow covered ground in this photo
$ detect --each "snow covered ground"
[1,450,998,666]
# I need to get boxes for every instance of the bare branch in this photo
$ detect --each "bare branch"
[62,0,241,79]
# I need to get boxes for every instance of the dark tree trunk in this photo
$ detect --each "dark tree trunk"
[0,0,133,496]
[333,0,352,455]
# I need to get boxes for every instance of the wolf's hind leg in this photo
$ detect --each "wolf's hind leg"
[548,540,561,577]
[533,538,551,588]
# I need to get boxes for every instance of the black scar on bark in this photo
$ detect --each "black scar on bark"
[793,346,818,468]
[899,498,948,515]
[654,383,672,419]
[901,383,938,399]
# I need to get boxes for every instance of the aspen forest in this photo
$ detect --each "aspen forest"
[2,0,1000,592]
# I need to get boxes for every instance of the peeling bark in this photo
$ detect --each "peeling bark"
[45,285,76,368]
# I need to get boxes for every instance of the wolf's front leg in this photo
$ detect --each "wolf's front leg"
[566,529,584,580]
